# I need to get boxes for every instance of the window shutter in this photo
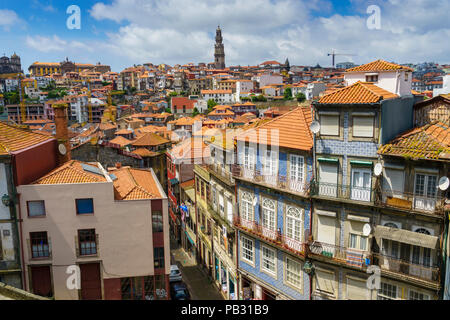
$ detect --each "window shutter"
[347,277,368,300]
[227,199,233,224]
[317,215,336,245]
[382,169,405,195]
[349,221,365,235]
[353,116,374,137]
[320,115,339,135]
[316,270,335,294]
[319,163,338,184]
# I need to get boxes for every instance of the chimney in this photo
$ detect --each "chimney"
[115,162,122,169]
[53,103,71,165]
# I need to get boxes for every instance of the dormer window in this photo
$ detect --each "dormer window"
[365,74,378,83]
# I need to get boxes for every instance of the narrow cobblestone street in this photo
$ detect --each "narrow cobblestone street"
[170,238,224,300]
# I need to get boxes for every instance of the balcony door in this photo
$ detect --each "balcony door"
[318,163,338,197]
[413,173,437,212]
[243,146,255,179]
[351,168,371,201]
[263,150,277,185]
[289,155,304,193]
[409,228,433,280]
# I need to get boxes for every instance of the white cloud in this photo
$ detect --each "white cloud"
[0,9,21,30]
[25,35,93,53]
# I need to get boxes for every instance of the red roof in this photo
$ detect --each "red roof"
[171,97,196,110]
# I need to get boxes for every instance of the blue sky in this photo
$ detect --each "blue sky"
[1,0,449,72]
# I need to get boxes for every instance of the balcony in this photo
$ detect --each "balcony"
[307,241,369,269]
[233,216,306,257]
[232,164,309,197]
[207,163,234,185]
[376,189,445,216]
[310,181,374,203]
[373,253,440,284]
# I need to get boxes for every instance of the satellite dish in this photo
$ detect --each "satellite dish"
[58,143,67,155]
[310,121,320,134]
[374,163,382,176]
[363,224,371,237]
[438,176,450,191]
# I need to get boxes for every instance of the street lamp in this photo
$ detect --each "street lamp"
[303,260,315,276]
[1,194,11,207]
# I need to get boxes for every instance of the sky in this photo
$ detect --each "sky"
[1,0,449,72]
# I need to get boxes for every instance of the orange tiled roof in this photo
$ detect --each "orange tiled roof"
[169,137,210,160]
[33,160,107,184]
[109,136,133,147]
[236,107,313,151]
[0,122,54,156]
[132,132,170,147]
[346,59,414,72]
[378,122,450,160]
[110,167,162,200]
[132,148,158,157]
[318,81,398,104]
[115,128,133,135]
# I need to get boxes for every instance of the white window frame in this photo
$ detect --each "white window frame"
[240,191,254,222]
[241,236,255,266]
[408,289,430,300]
[289,154,304,183]
[352,115,374,138]
[284,255,303,292]
[319,114,339,136]
[377,282,399,300]
[260,244,277,277]
[285,206,303,243]
[261,197,276,231]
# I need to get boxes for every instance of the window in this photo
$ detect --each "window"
[78,229,97,256]
[409,290,430,300]
[382,168,405,197]
[348,221,368,251]
[30,232,50,258]
[244,146,255,170]
[377,282,397,300]
[154,247,165,269]
[286,206,303,242]
[241,237,254,264]
[289,155,304,183]
[353,116,374,138]
[76,198,94,215]
[212,187,217,207]
[261,198,276,231]
[346,277,368,300]
[285,256,302,290]
[261,245,276,275]
[319,114,339,136]
[365,75,378,83]
[240,192,254,221]
[152,211,163,233]
[315,269,335,295]
[414,173,438,211]
[27,201,46,217]
[263,150,277,176]
[219,193,225,215]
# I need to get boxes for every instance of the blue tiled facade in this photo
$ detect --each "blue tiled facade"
[236,148,313,300]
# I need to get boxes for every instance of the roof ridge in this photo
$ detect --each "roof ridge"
[358,82,384,100]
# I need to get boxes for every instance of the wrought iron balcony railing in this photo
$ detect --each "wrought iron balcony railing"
[207,163,234,184]
[376,189,445,216]
[307,241,370,268]
[310,181,374,203]
[231,164,309,197]
[233,216,306,256]
[373,253,440,283]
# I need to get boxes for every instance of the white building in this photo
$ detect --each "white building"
[234,80,254,103]
[344,59,413,97]
[255,73,283,89]
[201,89,235,104]
[433,74,450,97]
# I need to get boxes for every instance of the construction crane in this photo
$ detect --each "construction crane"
[327,50,357,68]
[0,72,26,123]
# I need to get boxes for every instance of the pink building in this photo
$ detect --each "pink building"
[17,160,170,300]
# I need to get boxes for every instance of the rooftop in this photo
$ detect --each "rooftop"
[0,122,54,156]
[110,167,162,200]
[32,160,108,184]
[318,81,398,104]
[378,122,450,160]
[346,59,414,73]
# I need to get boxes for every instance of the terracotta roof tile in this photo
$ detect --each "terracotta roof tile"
[236,107,313,151]
[110,167,162,200]
[378,122,450,160]
[0,122,54,155]
[318,81,398,104]
[109,136,133,147]
[346,59,414,72]
[33,160,107,184]
[131,132,170,147]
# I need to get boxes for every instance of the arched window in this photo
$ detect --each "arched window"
[286,206,303,242]
[384,222,398,229]
[261,198,276,231]
[415,228,431,235]
[241,192,254,221]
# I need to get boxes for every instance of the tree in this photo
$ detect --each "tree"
[165,107,172,114]
[168,91,178,97]
[207,99,217,112]
[192,107,199,117]
[283,87,293,100]
[296,92,306,103]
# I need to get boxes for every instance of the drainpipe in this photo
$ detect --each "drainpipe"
[16,192,26,291]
